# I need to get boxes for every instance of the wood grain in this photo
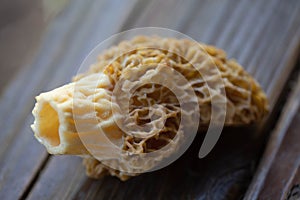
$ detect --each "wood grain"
[28,0,300,199]
[245,74,300,200]
[0,0,140,199]
[0,0,299,199]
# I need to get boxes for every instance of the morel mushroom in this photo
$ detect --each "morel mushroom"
[31,36,268,180]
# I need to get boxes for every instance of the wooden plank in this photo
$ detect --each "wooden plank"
[245,74,300,199]
[133,0,199,30]
[27,0,300,200]
[185,0,300,107]
[23,156,87,200]
[1,0,299,199]
[0,0,141,199]
[0,0,91,197]
[26,0,205,199]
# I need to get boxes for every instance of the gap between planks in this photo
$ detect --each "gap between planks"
[245,58,300,200]
[16,0,152,199]
[27,2,300,198]
[0,0,298,198]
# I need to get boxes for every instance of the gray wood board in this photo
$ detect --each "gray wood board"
[0,0,299,199]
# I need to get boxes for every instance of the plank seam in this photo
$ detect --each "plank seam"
[18,1,153,199]
[19,154,50,200]
[244,54,300,199]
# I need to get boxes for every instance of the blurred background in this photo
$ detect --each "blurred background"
[0,0,299,199]
[0,0,69,92]
[1,0,299,96]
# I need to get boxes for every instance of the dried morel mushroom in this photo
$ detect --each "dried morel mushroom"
[31,36,269,181]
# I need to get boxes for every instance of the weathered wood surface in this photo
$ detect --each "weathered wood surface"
[245,73,300,200]
[0,0,299,199]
